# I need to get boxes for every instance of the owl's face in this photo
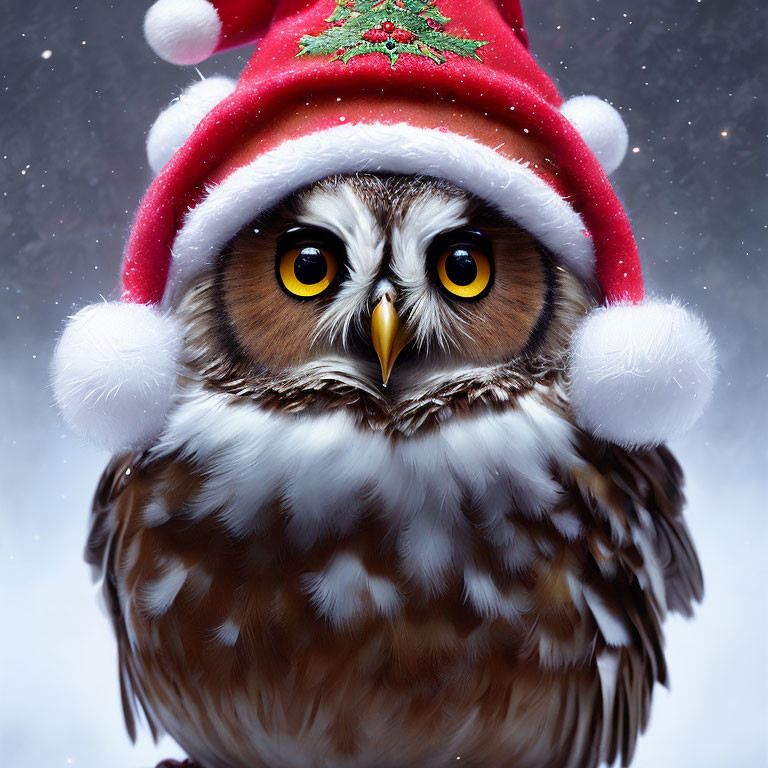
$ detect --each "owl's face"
[177,174,590,433]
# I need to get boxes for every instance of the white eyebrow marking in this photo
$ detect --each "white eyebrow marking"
[297,184,384,347]
[390,194,471,350]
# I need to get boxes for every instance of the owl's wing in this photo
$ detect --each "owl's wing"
[612,443,704,615]
[574,441,703,767]
[85,454,163,743]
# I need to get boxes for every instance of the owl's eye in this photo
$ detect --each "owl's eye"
[277,227,343,299]
[431,231,494,300]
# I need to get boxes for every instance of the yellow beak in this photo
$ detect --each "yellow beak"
[371,293,407,386]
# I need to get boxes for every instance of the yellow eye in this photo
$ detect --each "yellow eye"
[279,245,338,298]
[435,245,493,300]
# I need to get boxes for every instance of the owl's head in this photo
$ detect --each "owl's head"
[53,0,717,454]
[176,174,589,435]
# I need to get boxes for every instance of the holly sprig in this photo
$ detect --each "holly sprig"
[301,0,487,68]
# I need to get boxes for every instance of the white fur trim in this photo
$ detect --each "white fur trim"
[561,95,629,175]
[569,300,717,448]
[144,0,221,66]
[52,302,183,452]
[147,76,236,175]
[166,123,594,303]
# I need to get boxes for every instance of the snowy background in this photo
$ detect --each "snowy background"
[1,1,766,766]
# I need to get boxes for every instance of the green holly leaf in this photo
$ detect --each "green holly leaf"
[400,0,451,25]
[326,0,352,22]
[419,30,488,59]
[326,8,349,23]
[413,42,446,64]
[354,0,383,11]
[298,27,353,56]
[338,41,399,67]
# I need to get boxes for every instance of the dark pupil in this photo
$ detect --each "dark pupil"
[294,247,328,284]
[445,249,477,286]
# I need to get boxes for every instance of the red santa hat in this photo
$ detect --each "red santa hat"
[53,0,715,452]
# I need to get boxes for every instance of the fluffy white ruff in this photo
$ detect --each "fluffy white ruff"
[52,302,182,452]
[569,300,716,449]
[166,122,594,303]
[152,380,581,593]
[561,95,629,175]
[147,76,236,175]
[144,0,221,66]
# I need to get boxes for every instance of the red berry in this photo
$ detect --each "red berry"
[362,28,389,43]
[381,20,395,32]
[426,18,441,30]
[391,29,416,43]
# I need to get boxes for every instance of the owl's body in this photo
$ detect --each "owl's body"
[85,176,702,768]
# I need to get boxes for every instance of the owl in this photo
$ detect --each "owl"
[84,172,703,768]
[53,1,717,767]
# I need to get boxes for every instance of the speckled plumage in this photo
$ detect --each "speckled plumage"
[86,175,702,768]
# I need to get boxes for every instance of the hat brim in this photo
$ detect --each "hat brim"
[165,122,595,304]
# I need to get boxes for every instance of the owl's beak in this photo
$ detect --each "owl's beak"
[371,293,407,386]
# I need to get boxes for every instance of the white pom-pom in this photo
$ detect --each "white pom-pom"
[144,0,222,66]
[561,95,629,175]
[147,76,236,174]
[52,302,183,453]
[569,300,717,449]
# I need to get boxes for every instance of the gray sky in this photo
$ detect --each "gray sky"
[1,1,766,766]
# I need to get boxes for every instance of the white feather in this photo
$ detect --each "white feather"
[213,618,241,647]
[398,509,456,592]
[632,527,668,612]
[496,526,538,574]
[366,575,403,617]
[138,557,188,618]
[583,585,632,647]
[597,649,622,759]
[463,565,502,619]
[185,563,214,601]
[142,498,171,528]
[302,553,402,627]
[120,538,142,575]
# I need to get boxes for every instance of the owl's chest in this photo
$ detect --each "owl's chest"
[94,390,685,767]
[119,393,608,669]
[117,467,605,768]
